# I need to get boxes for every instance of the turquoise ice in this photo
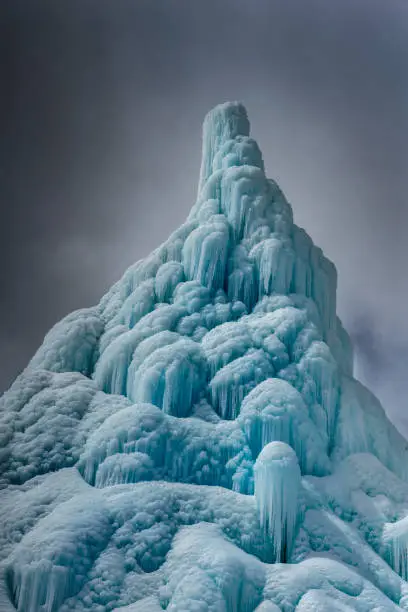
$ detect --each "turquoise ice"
[1,102,408,611]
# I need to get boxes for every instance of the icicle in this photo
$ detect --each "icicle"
[155,262,184,303]
[327,316,354,377]
[93,330,137,396]
[298,340,339,446]
[209,350,274,420]
[254,441,301,562]
[250,238,295,298]
[117,279,156,329]
[220,165,267,242]
[202,320,252,378]
[291,226,313,298]
[383,517,408,580]
[310,246,337,337]
[128,335,207,417]
[238,378,330,476]
[7,560,73,612]
[182,215,230,291]
[227,244,258,310]
[94,452,154,488]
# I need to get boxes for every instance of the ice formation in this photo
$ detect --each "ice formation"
[254,442,301,562]
[1,101,408,611]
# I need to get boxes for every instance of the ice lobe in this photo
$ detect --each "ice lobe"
[1,101,408,611]
[254,442,301,562]
[239,378,330,475]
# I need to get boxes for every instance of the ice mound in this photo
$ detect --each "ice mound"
[1,101,408,610]
[254,442,301,562]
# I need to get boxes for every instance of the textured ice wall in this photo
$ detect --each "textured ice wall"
[1,101,408,611]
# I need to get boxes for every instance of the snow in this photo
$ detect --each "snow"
[1,101,408,610]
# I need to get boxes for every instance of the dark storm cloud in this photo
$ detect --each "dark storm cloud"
[1,0,408,431]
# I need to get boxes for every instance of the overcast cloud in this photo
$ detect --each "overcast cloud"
[1,0,408,433]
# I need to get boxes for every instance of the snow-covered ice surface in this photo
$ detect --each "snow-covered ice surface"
[1,102,408,611]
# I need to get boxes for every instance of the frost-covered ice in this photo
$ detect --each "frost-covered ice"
[254,442,301,563]
[1,101,408,610]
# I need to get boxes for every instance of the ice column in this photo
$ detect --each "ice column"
[254,441,301,562]
[198,101,250,195]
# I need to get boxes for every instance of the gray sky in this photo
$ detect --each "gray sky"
[2,0,408,433]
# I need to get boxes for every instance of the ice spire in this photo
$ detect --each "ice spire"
[1,102,408,612]
[197,101,250,195]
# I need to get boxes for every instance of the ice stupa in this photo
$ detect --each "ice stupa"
[1,102,408,611]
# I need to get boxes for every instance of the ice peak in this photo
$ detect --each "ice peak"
[204,101,250,139]
[198,101,250,193]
